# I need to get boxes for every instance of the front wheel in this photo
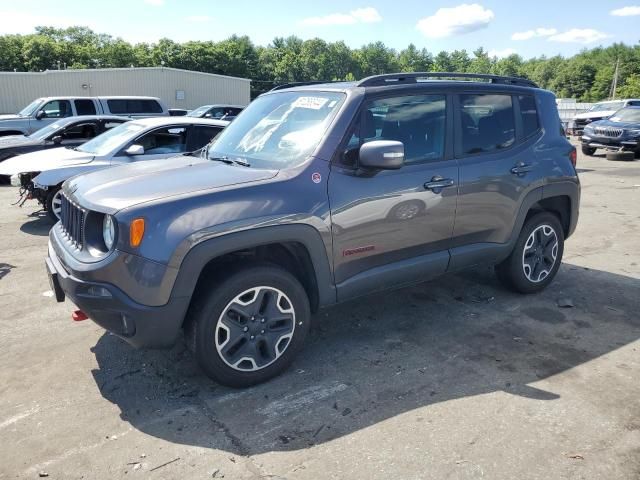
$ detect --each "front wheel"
[495,212,564,294]
[581,145,596,156]
[188,264,311,387]
[45,187,62,222]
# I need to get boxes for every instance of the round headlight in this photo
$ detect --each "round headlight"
[103,214,116,250]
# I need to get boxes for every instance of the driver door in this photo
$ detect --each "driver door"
[30,100,73,133]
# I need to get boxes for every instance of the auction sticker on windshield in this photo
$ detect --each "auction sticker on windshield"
[293,97,329,110]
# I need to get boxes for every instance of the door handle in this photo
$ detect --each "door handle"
[424,176,455,192]
[511,163,533,175]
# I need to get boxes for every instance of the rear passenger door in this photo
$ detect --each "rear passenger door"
[451,92,544,264]
[329,93,458,297]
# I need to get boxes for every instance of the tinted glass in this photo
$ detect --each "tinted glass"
[366,95,446,164]
[107,100,127,114]
[187,126,222,151]
[103,120,127,130]
[75,99,97,115]
[107,99,163,114]
[42,100,72,118]
[62,122,98,140]
[460,94,515,155]
[77,122,146,156]
[518,95,539,137]
[136,126,187,155]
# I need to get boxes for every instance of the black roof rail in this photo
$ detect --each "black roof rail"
[269,81,343,92]
[357,72,538,88]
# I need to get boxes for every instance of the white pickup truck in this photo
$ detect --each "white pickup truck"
[0,96,169,136]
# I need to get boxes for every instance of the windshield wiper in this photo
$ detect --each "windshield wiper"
[209,156,250,167]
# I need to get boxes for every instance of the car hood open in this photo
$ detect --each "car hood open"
[65,156,279,213]
[0,148,94,175]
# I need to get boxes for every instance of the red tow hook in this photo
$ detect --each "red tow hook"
[72,310,88,322]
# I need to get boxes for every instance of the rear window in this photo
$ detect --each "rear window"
[518,95,540,138]
[107,99,163,114]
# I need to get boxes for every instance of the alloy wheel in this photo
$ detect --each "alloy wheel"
[522,224,559,283]
[215,286,296,371]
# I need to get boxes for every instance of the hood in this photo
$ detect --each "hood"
[587,118,640,129]
[0,134,41,149]
[0,147,94,176]
[574,110,616,120]
[0,115,21,121]
[66,155,279,213]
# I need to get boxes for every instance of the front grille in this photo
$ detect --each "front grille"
[60,193,86,249]
[593,126,623,137]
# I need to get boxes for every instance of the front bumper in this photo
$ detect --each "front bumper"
[46,238,190,349]
[581,135,640,151]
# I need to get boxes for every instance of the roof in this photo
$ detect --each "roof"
[0,67,251,83]
[127,117,230,128]
[598,99,640,103]
[32,96,163,102]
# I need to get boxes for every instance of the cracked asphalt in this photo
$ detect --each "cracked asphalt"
[0,146,639,479]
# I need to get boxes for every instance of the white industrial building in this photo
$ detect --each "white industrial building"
[0,67,251,114]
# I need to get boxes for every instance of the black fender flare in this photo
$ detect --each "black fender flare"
[169,224,337,307]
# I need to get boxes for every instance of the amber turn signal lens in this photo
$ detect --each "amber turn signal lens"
[129,218,145,247]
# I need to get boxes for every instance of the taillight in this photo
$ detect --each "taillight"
[569,148,577,167]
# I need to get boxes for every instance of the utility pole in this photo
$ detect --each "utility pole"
[610,58,620,100]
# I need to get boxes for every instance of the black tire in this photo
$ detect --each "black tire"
[45,187,62,222]
[495,212,564,294]
[581,145,596,156]
[188,264,311,388]
[606,151,635,162]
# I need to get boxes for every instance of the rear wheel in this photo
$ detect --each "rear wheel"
[496,212,564,294]
[188,264,310,387]
[581,145,596,156]
[45,187,62,222]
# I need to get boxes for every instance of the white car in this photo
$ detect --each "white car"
[0,117,228,221]
[569,99,640,135]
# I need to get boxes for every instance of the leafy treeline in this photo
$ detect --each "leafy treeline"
[1,26,640,100]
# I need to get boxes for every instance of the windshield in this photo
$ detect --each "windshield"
[187,105,213,117]
[589,101,624,112]
[18,99,43,117]
[77,122,146,156]
[609,108,640,123]
[28,120,66,140]
[208,91,345,169]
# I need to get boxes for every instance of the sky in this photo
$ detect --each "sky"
[0,0,639,59]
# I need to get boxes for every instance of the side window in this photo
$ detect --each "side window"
[344,94,447,166]
[208,107,226,119]
[141,100,163,114]
[107,100,127,114]
[186,126,222,151]
[135,126,187,155]
[61,122,98,140]
[627,101,640,107]
[518,95,540,138]
[459,94,515,155]
[42,100,72,118]
[74,99,97,115]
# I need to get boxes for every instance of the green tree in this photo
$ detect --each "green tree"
[617,73,640,98]
[398,44,433,72]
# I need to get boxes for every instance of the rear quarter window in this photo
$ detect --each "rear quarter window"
[518,95,540,138]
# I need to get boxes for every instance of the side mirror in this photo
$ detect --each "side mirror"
[359,140,404,170]
[35,110,45,120]
[51,135,62,144]
[204,113,213,118]
[125,144,144,156]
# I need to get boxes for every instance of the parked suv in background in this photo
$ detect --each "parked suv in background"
[581,106,640,159]
[46,73,579,387]
[567,98,640,136]
[0,96,169,136]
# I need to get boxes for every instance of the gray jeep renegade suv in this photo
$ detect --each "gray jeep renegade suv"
[46,73,580,387]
